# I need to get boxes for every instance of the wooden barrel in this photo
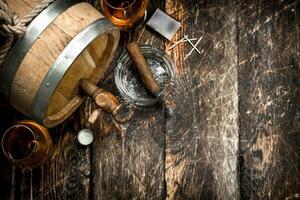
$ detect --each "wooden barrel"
[0,0,120,128]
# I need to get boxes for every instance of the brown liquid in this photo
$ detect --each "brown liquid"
[3,125,35,160]
[100,0,147,30]
[2,120,52,169]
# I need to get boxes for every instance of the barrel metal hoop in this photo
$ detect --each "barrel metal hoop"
[0,0,80,100]
[31,18,116,124]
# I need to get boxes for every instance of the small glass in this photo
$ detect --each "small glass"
[115,45,175,106]
[1,120,53,170]
[100,0,148,30]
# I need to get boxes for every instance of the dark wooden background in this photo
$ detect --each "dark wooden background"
[1,0,300,199]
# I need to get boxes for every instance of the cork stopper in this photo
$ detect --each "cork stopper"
[77,129,94,145]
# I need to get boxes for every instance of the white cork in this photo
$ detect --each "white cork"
[77,129,94,145]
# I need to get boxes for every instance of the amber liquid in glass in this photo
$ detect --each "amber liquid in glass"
[100,0,147,30]
[4,125,35,160]
[2,120,52,169]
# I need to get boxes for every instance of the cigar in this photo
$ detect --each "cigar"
[126,42,161,96]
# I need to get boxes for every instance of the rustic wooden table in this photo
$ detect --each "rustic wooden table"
[1,0,300,199]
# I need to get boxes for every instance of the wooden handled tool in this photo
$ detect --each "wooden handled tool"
[80,78,126,124]
[126,42,161,96]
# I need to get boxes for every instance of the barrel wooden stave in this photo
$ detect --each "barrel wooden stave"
[10,53,48,115]
[29,24,72,67]
[52,3,102,38]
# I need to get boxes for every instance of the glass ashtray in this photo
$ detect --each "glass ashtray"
[114,45,175,106]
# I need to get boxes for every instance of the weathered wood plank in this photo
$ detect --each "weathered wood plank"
[164,0,239,199]
[27,102,91,200]
[238,0,300,199]
[90,1,166,199]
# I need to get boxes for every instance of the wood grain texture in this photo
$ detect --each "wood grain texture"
[10,52,48,115]
[89,1,166,199]
[52,2,102,38]
[1,0,300,199]
[164,0,239,199]
[238,0,300,199]
[37,115,90,200]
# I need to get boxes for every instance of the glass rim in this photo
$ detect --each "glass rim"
[104,0,137,10]
[1,124,37,162]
